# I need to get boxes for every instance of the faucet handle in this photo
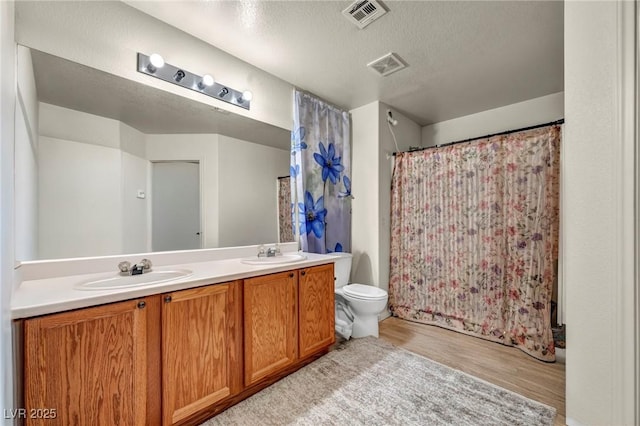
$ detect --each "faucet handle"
[139,259,152,270]
[118,261,131,273]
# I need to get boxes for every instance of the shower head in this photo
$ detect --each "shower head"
[386,109,400,152]
[387,109,398,126]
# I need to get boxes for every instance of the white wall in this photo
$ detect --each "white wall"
[38,104,123,259]
[15,1,293,131]
[37,104,150,259]
[120,123,149,254]
[564,1,636,425]
[120,122,146,159]
[351,101,420,294]
[15,46,37,144]
[15,45,38,260]
[351,102,380,286]
[38,136,122,259]
[217,135,289,247]
[39,102,120,149]
[421,92,564,147]
[0,0,15,419]
[122,151,150,254]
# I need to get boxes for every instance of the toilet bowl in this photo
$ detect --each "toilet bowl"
[333,253,389,338]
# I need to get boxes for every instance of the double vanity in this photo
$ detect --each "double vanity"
[12,246,337,425]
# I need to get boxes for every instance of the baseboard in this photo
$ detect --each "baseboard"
[566,417,584,426]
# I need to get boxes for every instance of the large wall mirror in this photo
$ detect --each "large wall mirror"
[15,46,295,261]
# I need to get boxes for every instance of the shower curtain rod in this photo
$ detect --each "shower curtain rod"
[393,118,565,156]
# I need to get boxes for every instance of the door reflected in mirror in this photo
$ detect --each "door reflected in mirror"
[152,161,201,252]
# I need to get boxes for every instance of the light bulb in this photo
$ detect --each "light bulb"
[237,90,253,104]
[241,90,253,102]
[198,74,214,90]
[147,53,165,73]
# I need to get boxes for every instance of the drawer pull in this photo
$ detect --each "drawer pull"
[164,295,172,303]
[289,273,294,278]
[301,271,306,276]
[137,301,146,309]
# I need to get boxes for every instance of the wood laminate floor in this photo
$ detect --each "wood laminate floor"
[378,316,566,425]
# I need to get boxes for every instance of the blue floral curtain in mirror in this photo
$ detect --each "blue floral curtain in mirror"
[291,90,351,254]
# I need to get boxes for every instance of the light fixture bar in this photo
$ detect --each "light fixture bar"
[136,53,251,110]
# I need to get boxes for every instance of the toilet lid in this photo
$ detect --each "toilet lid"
[343,283,387,300]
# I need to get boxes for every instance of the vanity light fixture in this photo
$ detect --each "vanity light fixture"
[137,52,251,110]
[173,69,186,82]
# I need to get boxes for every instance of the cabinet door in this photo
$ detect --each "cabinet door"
[24,299,147,426]
[244,271,297,386]
[298,264,336,359]
[162,282,242,426]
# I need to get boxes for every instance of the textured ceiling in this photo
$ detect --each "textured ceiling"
[127,0,564,126]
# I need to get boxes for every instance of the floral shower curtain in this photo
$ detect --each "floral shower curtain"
[291,90,351,254]
[277,177,294,243]
[389,125,560,361]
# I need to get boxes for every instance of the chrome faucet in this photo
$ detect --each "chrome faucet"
[267,244,281,257]
[266,247,278,257]
[257,244,281,258]
[118,259,152,275]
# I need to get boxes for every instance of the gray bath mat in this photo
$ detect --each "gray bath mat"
[201,337,556,425]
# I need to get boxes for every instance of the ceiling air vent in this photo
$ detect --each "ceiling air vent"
[367,52,407,77]
[342,0,387,29]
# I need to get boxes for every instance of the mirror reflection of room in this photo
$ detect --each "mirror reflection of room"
[15,47,294,261]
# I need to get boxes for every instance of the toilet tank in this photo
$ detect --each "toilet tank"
[332,252,353,289]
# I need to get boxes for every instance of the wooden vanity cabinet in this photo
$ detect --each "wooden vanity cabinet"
[243,271,298,386]
[161,281,242,426]
[298,264,335,359]
[23,297,152,426]
[243,264,335,386]
[20,262,335,425]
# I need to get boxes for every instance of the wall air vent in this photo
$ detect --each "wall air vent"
[342,0,387,29]
[367,52,407,77]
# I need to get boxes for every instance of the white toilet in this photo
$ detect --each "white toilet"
[333,252,388,338]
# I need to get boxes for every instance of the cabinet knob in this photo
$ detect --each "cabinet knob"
[301,271,306,276]
[289,273,294,278]
[137,301,146,309]
[164,295,172,303]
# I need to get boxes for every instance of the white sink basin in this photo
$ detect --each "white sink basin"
[75,269,193,291]
[240,253,307,265]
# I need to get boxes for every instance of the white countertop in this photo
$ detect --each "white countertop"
[12,252,338,319]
